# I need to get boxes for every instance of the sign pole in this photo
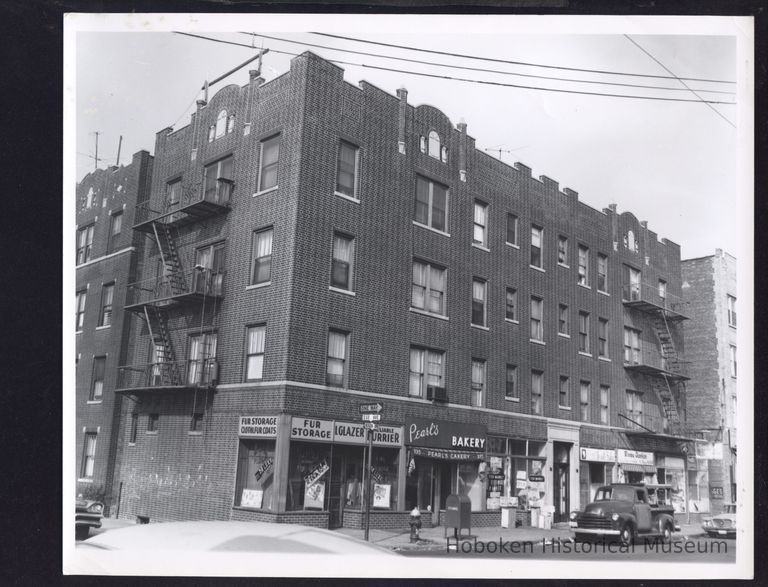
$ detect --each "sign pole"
[365,427,373,541]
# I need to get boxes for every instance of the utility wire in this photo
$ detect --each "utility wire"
[238,32,734,96]
[311,31,736,85]
[174,32,735,105]
[623,35,736,129]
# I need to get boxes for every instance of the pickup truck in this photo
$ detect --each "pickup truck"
[569,484,679,545]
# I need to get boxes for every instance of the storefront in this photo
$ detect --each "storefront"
[616,448,656,484]
[579,447,616,505]
[404,417,487,515]
[656,454,687,514]
[485,436,548,513]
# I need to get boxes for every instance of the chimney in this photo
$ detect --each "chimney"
[640,220,650,265]
[458,118,467,182]
[397,86,408,155]
[608,204,618,251]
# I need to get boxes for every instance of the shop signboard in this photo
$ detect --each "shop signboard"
[240,489,264,509]
[580,447,615,462]
[289,417,402,446]
[404,417,486,451]
[291,418,334,441]
[238,415,279,438]
[710,486,724,500]
[617,449,654,466]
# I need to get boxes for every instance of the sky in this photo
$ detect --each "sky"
[69,14,752,261]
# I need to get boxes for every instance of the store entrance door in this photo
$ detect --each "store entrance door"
[328,446,364,529]
[553,442,571,522]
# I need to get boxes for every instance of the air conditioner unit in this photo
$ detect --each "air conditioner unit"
[426,385,448,403]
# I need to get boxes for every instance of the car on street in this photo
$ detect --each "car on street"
[75,498,104,540]
[702,503,737,538]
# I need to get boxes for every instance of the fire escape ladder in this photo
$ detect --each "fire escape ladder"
[652,313,683,428]
[151,221,187,296]
[144,305,182,386]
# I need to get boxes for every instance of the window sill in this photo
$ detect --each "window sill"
[253,186,278,197]
[558,263,570,269]
[329,286,356,297]
[334,191,360,204]
[472,243,490,252]
[505,318,519,325]
[188,431,203,436]
[578,283,592,290]
[76,330,83,335]
[506,242,520,249]
[246,282,271,291]
[146,431,158,436]
[471,324,490,331]
[95,325,111,331]
[578,351,593,358]
[86,400,102,405]
[598,356,611,363]
[409,307,449,321]
[529,338,546,346]
[530,265,546,273]
[77,478,94,483]
[558,332,571,339]
[598,290,610,297]
[558,405,572,411]
[505,396,520,403]
[728,324,737,330]
[412,221,450,237]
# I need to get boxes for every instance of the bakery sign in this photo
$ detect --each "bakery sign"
[405,417,486,451]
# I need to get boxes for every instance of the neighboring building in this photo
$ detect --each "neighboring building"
[112,52,691,529]
[75,150,153,513]
[682,249,738,515]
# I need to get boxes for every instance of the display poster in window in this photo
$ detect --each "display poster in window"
[254,457,274,484]
[304,481,326,510]
[241,488,264,509]
[304,459,330,488]
[373,484,391,508]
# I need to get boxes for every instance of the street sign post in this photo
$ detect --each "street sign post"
[359,403,383,414]
[361,414,381,422]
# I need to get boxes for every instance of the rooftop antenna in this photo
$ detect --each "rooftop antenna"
[484,145,528,162]
[115,135,123,167]
[89,131,100,170]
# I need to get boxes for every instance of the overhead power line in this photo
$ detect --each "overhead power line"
[311,31,736,85]
[173,32,735,105]
[238,32,734,96]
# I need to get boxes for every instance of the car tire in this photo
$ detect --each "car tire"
[76,526,90,541]
[661,523,673,544]
[573,533,587,543]
[619,524,634,546]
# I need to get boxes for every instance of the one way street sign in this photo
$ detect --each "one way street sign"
[359,403,383,414]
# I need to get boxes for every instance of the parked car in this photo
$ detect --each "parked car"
[75,498,104,540]
[702,503,737,538]
[569,484,678,545]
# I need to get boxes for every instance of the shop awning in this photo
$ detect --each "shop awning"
[620,463,657,474]
[409,446,483,461]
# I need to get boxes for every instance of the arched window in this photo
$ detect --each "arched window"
[215,110,227,139]
[419,136,427,153]
[207,125,215,143]
[440,145,448,163]
[226,114,235,134]
[626,230,636,252]
[428,131,441,159]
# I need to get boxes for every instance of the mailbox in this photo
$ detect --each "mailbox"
[444,494,472,539]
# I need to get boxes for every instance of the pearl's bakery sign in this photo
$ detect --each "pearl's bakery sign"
[405,417,486,451]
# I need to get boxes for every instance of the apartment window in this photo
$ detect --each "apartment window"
[626,390,643,427]
[658,279,667,301]
[471,359,486,407]
[622,265,642,301]
[506,213,519,246]
[600,385,610,424]
[194,242,226,295]
[258,135,280,191]
[107,211,123,254]
[531,370,543,414]
[598,318,609,358]
[473,200,488,247]
[250,228,273,285]
[77,224,94,265]
[81,432,97,478]
[166,179,182,210]
[99,283,114,327]
[727,295,737,327]
[330,233,355,291]
[409,347,444,398]
[326,330,349,387]
[557,236,568,265]
[730,345,737,378]
[558,304,569,336]
[472,279,487,327]
[129,413,138,444]
[203,155,234,204]
[188,332,217,385]
[530,225,543,268]
[506,364,518,400]
[411,260,446,316]
[577,245,589,286]
[580,381,591,422]
[147,413,159,433]
[597,254,608,293]
[414,175,448,232]
[336,140,360,199]
[505,288,518,321]
[90,356,105,401]
[190,412,204,433]
[578,311,590,353]
[530,297,544,341]
[215,110,228,139]
[245,325,266,381]
[623,327,641,365]
[76,290,87,330]
[428,130,441,159]
[559,376,570,408]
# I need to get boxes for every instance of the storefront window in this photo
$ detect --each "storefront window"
[287,442,332,511]
[688,468,710,513]
[370,448,399,510]
[234,439,276,510]
[665,468,687,513]
[458,462,483,511]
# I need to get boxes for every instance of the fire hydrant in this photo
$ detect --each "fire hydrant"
[409,507,422,543]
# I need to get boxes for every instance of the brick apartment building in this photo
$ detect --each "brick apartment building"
[681,250,738,515]
[111,51,695,529]
[75,150,153,513]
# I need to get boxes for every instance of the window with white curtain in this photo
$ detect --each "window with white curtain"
[473,200,488,247]
[580,381,591,422]
[203,156,234,203]
[623,327,641,365]
[578,245,589,286]
[331,233,355,291]
[531,370,543,414]
[251,228,273,285]
[246,325,266,381]
[76,290,87,330]
[597,254,608,293]
[215,110,228,139]
[90,356,105,401]
[258,135,280,192]
[326,330,348,387]
[578,311,590,353]
[409,347,444,397]
[530,225,543,268]
[414,175,448,232]
[471,279,487,327]
[530,296,543,341]
[428,130,441,159]
[188,332,217,385]
[99,283,114,327]
[336,141,359,199]
[81,432,97,478]
[471,359,486,407]
[600,385,610,424]
[411,259,446,316]
[77,224,94,265]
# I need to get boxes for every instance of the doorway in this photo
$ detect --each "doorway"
[328,446,364,529]
[553,442,571,522]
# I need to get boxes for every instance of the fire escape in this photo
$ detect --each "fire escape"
[622,283,689,434]
[116,179,232,393]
